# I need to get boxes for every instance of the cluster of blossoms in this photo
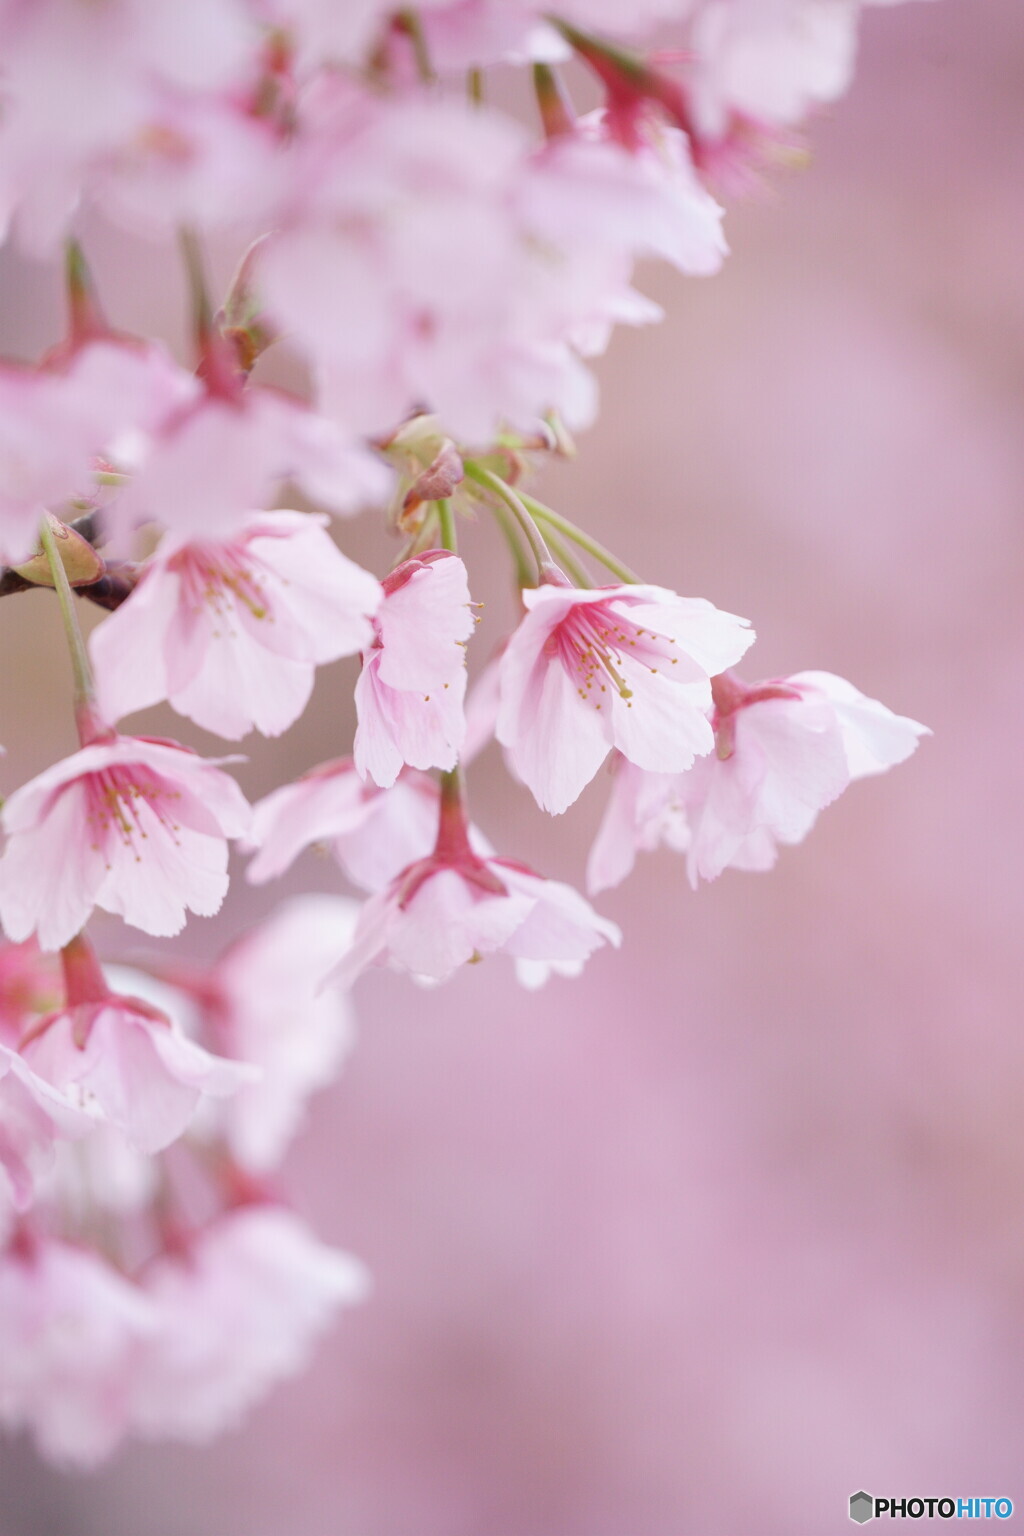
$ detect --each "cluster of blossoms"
[0,0,929,1467]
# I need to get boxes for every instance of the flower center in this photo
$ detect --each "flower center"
[171,545,271,626]
[552,601,679,711]
[82,766,182,860]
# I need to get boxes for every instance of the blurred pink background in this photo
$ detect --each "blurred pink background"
[1,1,1023,1531]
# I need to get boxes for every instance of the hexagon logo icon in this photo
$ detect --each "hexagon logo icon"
[849,1491,874,1523]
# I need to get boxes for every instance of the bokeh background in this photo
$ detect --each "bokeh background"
[1,1,1022,1531]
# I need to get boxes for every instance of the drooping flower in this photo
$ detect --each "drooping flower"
[0,1233,158,1467]
[20,936,253,1157]
[0,735,251,951]
[587,668,929,891]
[258,86,603,441]
[334,851,621,988]
[496,580,754,815]
[330,775,620,987]
[107,379,390,547]
[129,1204,369,1442]
[244,758,440,892]
[354,552,475,788]
[90,511,382,740]
[681,668,929,885]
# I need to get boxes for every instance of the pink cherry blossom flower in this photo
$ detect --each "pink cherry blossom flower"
[354,552,475,788]
[330,778,619,987]
[244,758,440,892]
[168,895,361,1172]
[524,106,727,282]
[20,936,253,1157]
[496,580,754,815]
[130,1205,369,1442]
[681,668,928,885]
[0,735,251,951]
[0,336,194,565]
[589,669,929,891]
[0,1044,96,1210]
[90,511,382,740]
[107,379,389,549]
[333,852,621,988]
[258,87,610,440]
[0,0,260,252]
[0,1233,157,1467]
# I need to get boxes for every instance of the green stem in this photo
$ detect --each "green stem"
[39,516,97,725]
[487,497,535,592]
[463,462,556,582]
[436,498,457,553]
[533,62,575,138]
[541,526,590,587]
[467,67,484,105]
[516,490,641,584]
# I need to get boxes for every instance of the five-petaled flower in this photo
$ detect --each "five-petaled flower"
[496,580,754,815]
[90,511,382,740]
[0,734,251,951]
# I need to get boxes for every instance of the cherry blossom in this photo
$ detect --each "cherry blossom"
[0,0,934,1471]
[258,86,626,440]
[681,668,929,884]
[330,774,619,987]
[354,553,475,788]
[588,669,929,890]
[90,511,382,740]
[106,380,390,547]
[245,759,440,892]
[130,1205,369,1442]
[0,1233,158,1467]
[333,851,621,988]
[0,735,251,951]
[0,0,261,252]
[21,934,253,1157]
[496,580,754,815]
[0,336,194,565]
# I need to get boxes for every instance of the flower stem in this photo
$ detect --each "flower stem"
[533,63,575,138]
[61,932,110,1009]
[64,238,107,346]
[39,515,99,736]
[516,490,641,584]
[178,226,214,339]
[487,496,535,592]
[436,497,457,553]
[436,766,474,861]
[467,67,484,105]
[463,462,558,583]
[541,526,590,587]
